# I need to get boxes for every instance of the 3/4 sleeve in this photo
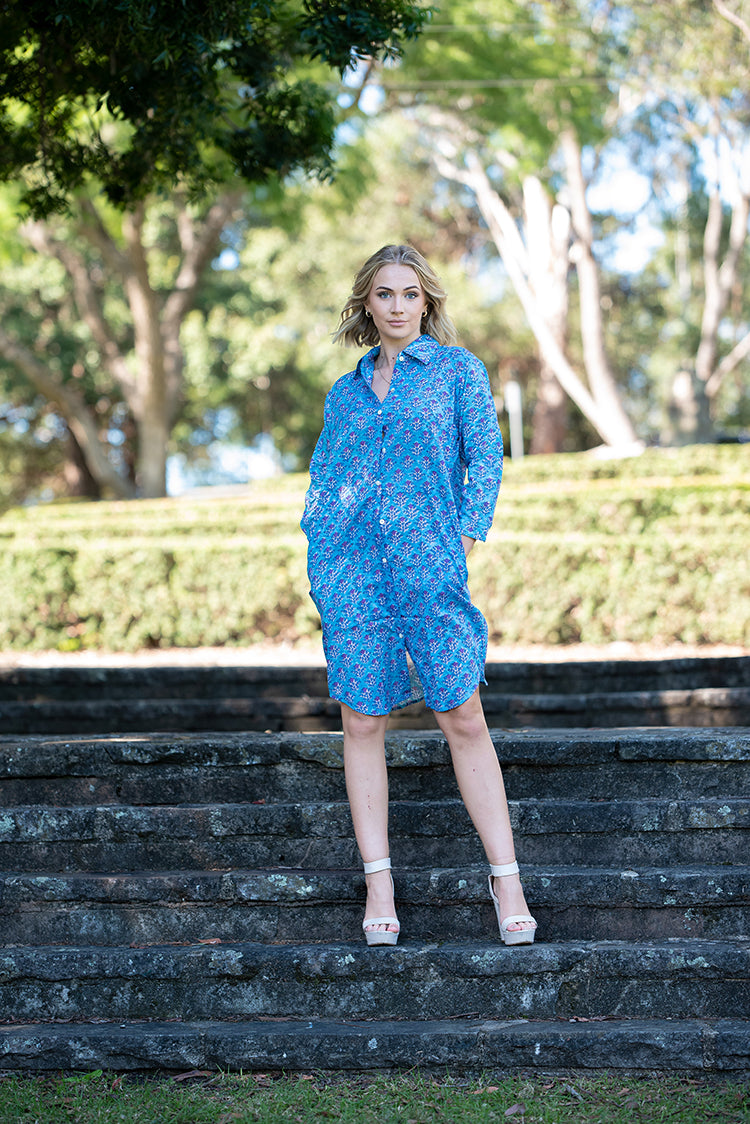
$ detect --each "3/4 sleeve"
[456,353,503,541]
[300,396,332,540]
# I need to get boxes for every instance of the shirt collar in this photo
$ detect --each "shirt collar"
[356,334,438,384]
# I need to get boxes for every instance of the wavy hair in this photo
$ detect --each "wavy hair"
[332,244,457,348]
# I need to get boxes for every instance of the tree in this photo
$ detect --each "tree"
[0,0,429,497]
[0,0,429,217]
[0,190,244,497]
[616,0,750,442]
[0,115,525,499]
[385,0,640,452]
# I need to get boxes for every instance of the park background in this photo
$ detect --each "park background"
[1,0,749,663]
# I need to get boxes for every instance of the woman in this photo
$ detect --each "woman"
[301,244,536,947]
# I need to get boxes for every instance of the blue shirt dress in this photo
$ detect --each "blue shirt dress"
[301,333,503,715]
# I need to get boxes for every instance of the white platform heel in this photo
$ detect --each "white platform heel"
[488,861,537,946]
[362,858,400,946]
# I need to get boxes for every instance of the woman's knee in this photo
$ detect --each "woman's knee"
[341,704,388,741]
[434,689,488,741]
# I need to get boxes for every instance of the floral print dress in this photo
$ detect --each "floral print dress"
[301,333,503,715]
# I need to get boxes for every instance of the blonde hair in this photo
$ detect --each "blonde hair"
[332,244,458,348]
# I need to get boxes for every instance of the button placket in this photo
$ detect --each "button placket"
[377,409,388,560]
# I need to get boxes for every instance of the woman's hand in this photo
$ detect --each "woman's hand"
[461,535,476,557]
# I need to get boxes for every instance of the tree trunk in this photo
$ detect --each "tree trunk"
[137,406,170,498]
[663,368,714,445]
[63,429,101,499]
[459,150,638,449]
[559,129,639,446]
[121,205,170,497]
[531,366,569,453]
[692,126,750,427]
[523,176,570,454]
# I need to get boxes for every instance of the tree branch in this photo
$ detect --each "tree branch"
[161,191,242,421]
[456,151,637,448]
[696,116,750,383]
[713,0,750,45]
[163,191,242,330]
[706,328,750,398]
[559,129,638,443]
[77,198,131,277]
[22,221,138,404]
[0,327,134,497]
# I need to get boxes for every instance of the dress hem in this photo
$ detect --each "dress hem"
[330,671,486,717]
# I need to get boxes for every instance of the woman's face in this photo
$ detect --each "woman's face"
[365,264,427,349]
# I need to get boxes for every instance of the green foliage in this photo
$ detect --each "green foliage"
[0,545,77,649]
[394,0,610,173]
[1,444,748,652]
[0,0,429,216]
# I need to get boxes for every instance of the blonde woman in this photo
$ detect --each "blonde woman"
[302,245,536,947]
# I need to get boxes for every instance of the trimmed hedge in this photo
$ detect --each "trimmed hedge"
[1,444,749,651]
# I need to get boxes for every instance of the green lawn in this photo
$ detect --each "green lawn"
[0,1070,747,1123]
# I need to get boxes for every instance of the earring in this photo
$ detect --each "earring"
[365,309,372,318]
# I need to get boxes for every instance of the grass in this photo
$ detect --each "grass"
[0,1070,748,1124]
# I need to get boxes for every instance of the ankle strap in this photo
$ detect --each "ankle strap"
[489,860,519,877]
[363,857,392,875]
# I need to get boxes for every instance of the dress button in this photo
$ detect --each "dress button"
[381,557,387,564]
[379,519,385,525]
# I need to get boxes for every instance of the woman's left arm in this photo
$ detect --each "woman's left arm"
[457,353,504,543]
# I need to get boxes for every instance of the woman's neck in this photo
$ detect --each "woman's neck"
[376,344,402,371]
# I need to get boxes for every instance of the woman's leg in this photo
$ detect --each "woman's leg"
[433,688,534,933]
[340,702,398,935]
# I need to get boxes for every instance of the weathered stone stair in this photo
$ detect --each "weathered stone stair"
[1,661,749,1074]
[1,655,749,732]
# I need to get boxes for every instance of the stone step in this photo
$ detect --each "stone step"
[1,939,747,1024]
[1,797,747,871]
[1,1017,748,1074]
[2,729,749,806]
[2,866,748,945]
[2,656,747,700]
[2,686,749,733]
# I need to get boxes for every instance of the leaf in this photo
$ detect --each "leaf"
[171,1069,214,1082]
[505,1105,526,1118]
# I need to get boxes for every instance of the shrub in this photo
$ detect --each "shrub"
[0,445,748,651]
